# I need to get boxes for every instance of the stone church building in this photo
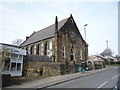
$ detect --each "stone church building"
[20,14,88,76]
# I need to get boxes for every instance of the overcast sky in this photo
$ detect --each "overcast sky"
[0,0,118,56]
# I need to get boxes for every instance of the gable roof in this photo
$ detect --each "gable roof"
[0,42,19,48]
[20,17,69,47]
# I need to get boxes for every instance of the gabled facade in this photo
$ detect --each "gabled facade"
[20,14,88,65]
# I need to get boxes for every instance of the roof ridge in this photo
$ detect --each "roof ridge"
[36,17,69,33]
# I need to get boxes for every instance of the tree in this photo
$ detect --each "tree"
[0,47,11,71]
[100,48,114,57]
[12,39,23,46]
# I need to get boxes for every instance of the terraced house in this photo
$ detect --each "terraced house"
[20,14,88,76]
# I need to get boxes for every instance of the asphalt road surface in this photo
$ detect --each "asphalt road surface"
[48,66,120,89]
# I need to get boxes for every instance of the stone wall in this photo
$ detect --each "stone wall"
[23,62,78,77]
[55,16,88,65]
[23,62,60,77]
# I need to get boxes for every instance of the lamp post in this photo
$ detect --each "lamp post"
[84,24,88,62]
[106,40,108,50]
[84,24,88,41]
[106,40,110,65]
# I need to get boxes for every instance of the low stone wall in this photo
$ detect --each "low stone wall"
[23,62,78,77]
[23,62,61,77]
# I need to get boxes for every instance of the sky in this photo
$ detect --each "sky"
[0,0,118,56]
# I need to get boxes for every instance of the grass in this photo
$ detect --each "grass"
[11,74,55,81]
[7,74,57,87]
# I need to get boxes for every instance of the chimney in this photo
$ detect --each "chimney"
[55,16,58,33]
[70,14,73,18]
[26,36,29,40]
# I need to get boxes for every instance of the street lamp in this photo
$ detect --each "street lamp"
[84,24,88,41]
[106,40,110,65]
[84,24,88,62]
[106,40,108,50]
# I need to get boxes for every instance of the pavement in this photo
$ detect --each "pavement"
[4,66,116,89]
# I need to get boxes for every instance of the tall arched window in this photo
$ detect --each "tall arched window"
[41,43,44,55]
[44,41,47,56]
[80,50,83,60]
[30,45,34,54]
[36,44,39,55]
[25,47,28,54]
[70,49,74,60]
[62,46,65,59]
[47,41,53,57]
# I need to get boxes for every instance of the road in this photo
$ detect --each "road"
[48,66,120,88]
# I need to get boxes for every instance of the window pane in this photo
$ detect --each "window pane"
[49,41,52,49]
[19,55,22,59]
[17,63,21,71]
[11,63,16,71]
[12,54,18,58]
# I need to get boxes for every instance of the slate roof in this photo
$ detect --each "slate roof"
[20,17,69,47]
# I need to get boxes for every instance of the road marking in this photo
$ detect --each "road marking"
[112,75,118,79]
[97,81,108,88]
[112,74,120,79]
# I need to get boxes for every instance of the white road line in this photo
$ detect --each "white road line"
[112,73,120,79]
[112,75,118,79]
[97,81,108,88]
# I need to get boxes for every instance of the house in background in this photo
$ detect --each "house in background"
[0,43,26,76]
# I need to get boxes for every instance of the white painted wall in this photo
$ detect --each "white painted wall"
[0,43,26,76]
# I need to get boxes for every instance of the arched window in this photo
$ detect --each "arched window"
[44,41,47,56]
[48,41,53,57]
[30,45,34,54]
[26,47,28,54]
[80,50,83,60]
[70,49,74,60]
[36,44,39,55]
[62,46,65,59]
[41,43,44,55]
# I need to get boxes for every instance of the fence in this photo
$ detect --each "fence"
[24,54,52,62]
